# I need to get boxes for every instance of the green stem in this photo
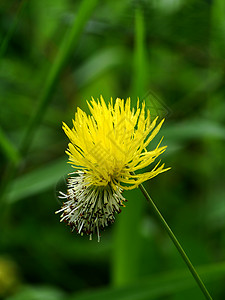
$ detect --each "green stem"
[112,8,147,287]
[0,126,21,164]
[0,0,98,206]
[20,0,99,155]
[0,0,28,60]
[138,182,213,300]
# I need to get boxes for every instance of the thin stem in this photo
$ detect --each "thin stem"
[20,0,99,156]
[0,0,28,60]
[112,8,147,287]
[0,0,98,210]
[138,182,213,300]
[0,126,21,164]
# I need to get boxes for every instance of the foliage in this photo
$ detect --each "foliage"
[0,0,225,299]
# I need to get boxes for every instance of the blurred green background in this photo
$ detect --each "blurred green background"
[0,0,225,299]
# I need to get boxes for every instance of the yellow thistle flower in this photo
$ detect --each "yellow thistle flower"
[56,96,170,241]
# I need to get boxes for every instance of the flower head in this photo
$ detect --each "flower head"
[56,96,169,241]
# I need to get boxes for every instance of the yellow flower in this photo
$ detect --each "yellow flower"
[56,96,169,241]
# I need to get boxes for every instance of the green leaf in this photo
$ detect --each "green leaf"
[162,119,225,141]
[20,0,99,155]
[75,47,125,88]
[0,0,28,60]
[0,126,20,164]
[7,158,70,203]
[5,285,66,300]
[68,262,225,300]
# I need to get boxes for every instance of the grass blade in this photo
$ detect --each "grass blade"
[112,8,147,287]
[68,261,225,300]
[0,126,20,164]
[20,0,99,155]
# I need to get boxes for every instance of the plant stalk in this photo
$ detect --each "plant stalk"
[138,182,213,300]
